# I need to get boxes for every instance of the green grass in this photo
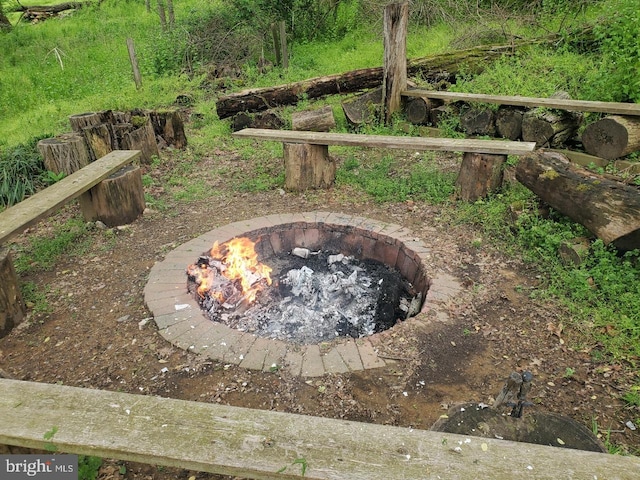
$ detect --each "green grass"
[13,216,90,273]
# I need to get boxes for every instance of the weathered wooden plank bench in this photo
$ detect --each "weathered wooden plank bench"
[402,90,640,116]
[0,150,142,338]
[1,378,638,479]
[232,128,536,196]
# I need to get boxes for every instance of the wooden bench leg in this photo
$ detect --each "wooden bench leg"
[0,248,26,339]
[82,165,146,227]
[455,152,506,202]
[284,142,336,191]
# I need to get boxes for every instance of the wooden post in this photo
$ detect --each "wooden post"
[85,165,145,227]
[0,248,26,339]
[455,152,506,202]
[279,21,288,69]
[283,143,336,191]
[127,38,142,90]
[271,23,282,67]
[156,0,167,29]
[382,2,408,125]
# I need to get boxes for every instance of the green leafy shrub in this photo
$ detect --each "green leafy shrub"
[589,0,640,101]
[0,136,49,207]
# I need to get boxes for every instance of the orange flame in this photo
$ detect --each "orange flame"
[188,237,272,304]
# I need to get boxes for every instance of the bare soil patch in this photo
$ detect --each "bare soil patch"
[1,146,638,479]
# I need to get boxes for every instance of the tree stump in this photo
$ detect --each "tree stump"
[404,97,440,125]
[455,152,506,202]
[284,143,336,191]
[69,112,103,132]
[37,133,90,175]
[82,123,114,162]
[460,105,496,136]
[120,119,159,164]
[292,106,336,132]
[515,150,640,251]
[148,110,187,149]
[84,165,145,226]
[582,115,640,160]
[495,106,524,140]
[0,248,26,339]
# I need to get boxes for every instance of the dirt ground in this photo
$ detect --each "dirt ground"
[1,143,639,479]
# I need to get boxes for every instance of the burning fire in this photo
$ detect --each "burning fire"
[186,237,272,306]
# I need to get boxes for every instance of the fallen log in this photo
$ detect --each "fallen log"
[581,115,640,160]
[216,44,523,119]
[515,150,640,251]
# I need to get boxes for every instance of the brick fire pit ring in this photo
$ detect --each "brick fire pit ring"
[144,212,462,377]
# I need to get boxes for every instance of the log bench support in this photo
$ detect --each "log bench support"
[233,128,536,197]
[0,150,142,338]
[1,378,639,479]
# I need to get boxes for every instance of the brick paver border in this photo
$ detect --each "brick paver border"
[144,212,462,377]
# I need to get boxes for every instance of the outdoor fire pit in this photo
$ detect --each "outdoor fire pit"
[145,212,463,376]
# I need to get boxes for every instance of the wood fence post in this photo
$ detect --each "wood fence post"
[382,2,408,125]
[127,38,143,90]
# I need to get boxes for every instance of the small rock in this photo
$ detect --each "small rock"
[116,315,130,323]
[95,221,107,229]
[626,420,637,431]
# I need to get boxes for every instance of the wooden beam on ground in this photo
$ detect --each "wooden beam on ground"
[1,379,639,480]
[402,90,640,116]
[0,150,140,245]
[232,128,536,156]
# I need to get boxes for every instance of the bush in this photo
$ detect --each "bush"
[0,136,48,208]
[590,0,640,102]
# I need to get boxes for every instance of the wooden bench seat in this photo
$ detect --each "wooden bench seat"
[0,150,141,245]
[1,378,639,480]
[0,150,141,338]
[232,128,537,155]
[232,128,536,195]
[402,90,640,116]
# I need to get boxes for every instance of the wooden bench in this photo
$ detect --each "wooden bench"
[1,378,639,479]
[232,128,536,195]
[401,90,640,116]
[0,150,142,338]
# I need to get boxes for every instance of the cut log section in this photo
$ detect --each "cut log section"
[495,106,525,140]
[0,248,26,339]
[581,115,640,160]
[522,108,582,148]
[37,133,90,175]
[292,106,336,132]
[148,110,187,149]
[342,88,383,127]
[404,97,441,125]
[460,105,496,136]
[283,143,336,191]
[119,119,159,164]
[455,152,506,201]
[84,165,145,227]
[82,123,114,162]
[515,150,640,251]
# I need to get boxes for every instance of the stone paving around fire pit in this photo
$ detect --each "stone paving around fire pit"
[144,212,463,377]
